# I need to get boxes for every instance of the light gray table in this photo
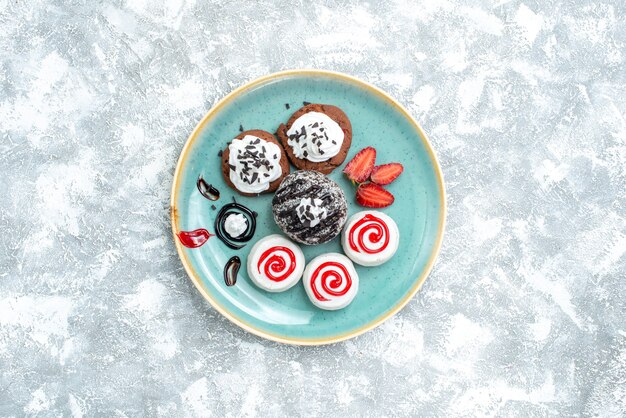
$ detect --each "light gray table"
[1,0,624,416]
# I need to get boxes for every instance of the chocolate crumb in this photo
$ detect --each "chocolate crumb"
[239,124,244,132]
[211,204,216,210]
[217,149,223,157]
[303,101,311,106]
[285,103,290,109]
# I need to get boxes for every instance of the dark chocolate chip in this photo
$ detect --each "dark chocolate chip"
[228,164,236,171]
[312,122,318,128]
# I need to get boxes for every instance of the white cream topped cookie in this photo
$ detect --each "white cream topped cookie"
[247,234,305,292]
[341,211,399,267]
[228,135,282,194]
[302,253,359,310]
[286,112,344,162]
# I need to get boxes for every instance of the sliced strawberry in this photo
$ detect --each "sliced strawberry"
[343,147,376,183]
[356,183,394,208]
[370,163,404,185]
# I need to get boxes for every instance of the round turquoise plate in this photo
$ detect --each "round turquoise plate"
[171,70,445,345]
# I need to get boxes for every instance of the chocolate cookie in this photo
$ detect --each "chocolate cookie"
[276,104,352,174]
[221,129,290,197]
[272,170,348,245]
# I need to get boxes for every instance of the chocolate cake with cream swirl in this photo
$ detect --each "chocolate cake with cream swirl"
[272,170,348,245]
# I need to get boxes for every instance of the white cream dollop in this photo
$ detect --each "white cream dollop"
[286,112,344,162]
[228,135,282,194]
[224,213,248,238]
[296,197,328,228]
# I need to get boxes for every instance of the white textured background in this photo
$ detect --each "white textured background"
[1,0,625,416]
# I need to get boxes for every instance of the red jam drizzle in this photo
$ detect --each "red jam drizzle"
[257,246,296,282]
[310,261,352,302]
[348,214,389,254]
[177,229,214,248]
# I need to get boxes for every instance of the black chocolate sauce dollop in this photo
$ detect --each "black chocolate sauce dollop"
[223,256,240,287]
[214,198,257,249]
[197,176,220,201]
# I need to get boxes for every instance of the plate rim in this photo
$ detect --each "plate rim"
[170,69,446,346]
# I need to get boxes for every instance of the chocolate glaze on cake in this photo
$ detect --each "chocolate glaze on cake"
[272,171,348,245]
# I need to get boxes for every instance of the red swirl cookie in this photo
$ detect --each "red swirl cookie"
[341,210,399,266]
[302,253,359,310]
[246,234,305,292]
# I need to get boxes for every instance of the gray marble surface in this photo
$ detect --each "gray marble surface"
[1,0,625,416]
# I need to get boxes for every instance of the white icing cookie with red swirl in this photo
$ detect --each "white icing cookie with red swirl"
[341,211,399,266]
[302,253,359,310]
[247,234,305,292]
